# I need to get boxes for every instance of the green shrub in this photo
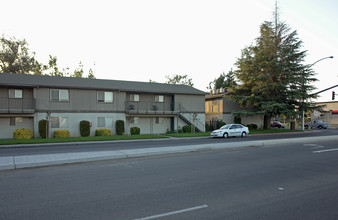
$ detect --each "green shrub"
[13,128,34,139]
[234,115,241,124]
[247,124,258,130]
[130,127,140,135]
[96,128,111,136]
[205,123,211,131]
[80,120,91,137]
[38,119,49,138]
[178,129,184,133]
[53,130,70,138]
[217,121,226,129]
[183,125,192,133]
[116,120,125,135]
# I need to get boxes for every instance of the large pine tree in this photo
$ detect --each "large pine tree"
[230,6,318,129]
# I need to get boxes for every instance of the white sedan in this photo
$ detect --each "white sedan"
[211,124,249,138]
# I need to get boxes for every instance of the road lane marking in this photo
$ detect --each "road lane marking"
[313,148,338,153]
[133,204,208,220]
[304,144,325,149]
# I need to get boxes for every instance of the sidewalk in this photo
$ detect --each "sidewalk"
[1,135,338,171]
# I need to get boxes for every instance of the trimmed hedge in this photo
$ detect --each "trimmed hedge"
[116,120,125,135]
[234,115,242,124]
[130,127,140,135]
[80,120,91,137]
[38,119,49,138]
[183,125,192,133]
[247,124,258,130]
[13,128,34,139]
[53,130,70,138]
[96,128,111,136]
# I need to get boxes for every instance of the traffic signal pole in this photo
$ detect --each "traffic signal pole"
[312,84,338,96]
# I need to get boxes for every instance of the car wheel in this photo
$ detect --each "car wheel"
[241,132,246,138]
[304,125,308,129]
[223,133,228,138]
[318,125,323,129]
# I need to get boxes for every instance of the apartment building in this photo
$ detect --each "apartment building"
[0,73,205,139]
[205,89,263,129]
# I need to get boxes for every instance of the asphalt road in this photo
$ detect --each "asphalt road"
[1,138,338,219]
[1,128,337,156]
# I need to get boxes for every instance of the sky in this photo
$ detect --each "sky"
[1,0,337,102]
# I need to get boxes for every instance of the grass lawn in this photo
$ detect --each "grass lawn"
[0,129,307,145]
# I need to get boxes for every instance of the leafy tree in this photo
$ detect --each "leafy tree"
[208,69,237,90]
[1,35,95,79]
[42,55,68,77]
[72,61,84,78]
[87,68,95,79]
[165,74,194,87]
[0,35,38,74]
[230,7,318,129]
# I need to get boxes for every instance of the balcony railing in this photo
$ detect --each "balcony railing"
[0,98,36,113]
[125,101,181,115]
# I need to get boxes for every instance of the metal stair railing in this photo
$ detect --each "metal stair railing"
[177,104,205,132]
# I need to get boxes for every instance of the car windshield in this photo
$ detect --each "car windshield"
[221,125,231,129]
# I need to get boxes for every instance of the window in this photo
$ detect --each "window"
[98,117,113,127]
[97,91,113,103]
[155,95,164,103]
[128,117,139,124]
[50,89,69,102]
[10,117,15,126]
[98,117,105,127]
[9,89,23,98]
[51,117,69,128]
[155,117,163,124]
[10,117,23,126]
[130,94,139,102]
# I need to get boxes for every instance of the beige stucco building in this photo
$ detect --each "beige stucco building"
[205,91,263,129]
[312,101,338,127]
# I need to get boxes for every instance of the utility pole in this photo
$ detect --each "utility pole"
[302,56,334,130]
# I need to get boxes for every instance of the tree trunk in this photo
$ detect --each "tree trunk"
[263,115,271,129]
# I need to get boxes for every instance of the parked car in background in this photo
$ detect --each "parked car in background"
[211,124,249,138]
[271,121,285,128]
[304,120,328,129]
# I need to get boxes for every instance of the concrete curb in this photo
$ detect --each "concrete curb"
[1,135,338,171]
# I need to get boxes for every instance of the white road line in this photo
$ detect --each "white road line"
[313,148,338,153]
[133,204,208,220]
[304,144,325,149]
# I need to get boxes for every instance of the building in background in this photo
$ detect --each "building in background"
[205,88,263,129]
[312,101,338,128]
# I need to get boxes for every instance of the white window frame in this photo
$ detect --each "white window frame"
[155,117,163,124]
[97,91,113,103]
[51,117,69,128]
[128,117,139,124]
[155,95,164,103]
[98,117,105,127]
[10,117,23,126]
[9,89,23,99]
[50,89,69,102]
[130,94,140,102]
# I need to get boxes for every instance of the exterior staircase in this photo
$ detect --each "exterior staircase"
[177,104,205,132]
